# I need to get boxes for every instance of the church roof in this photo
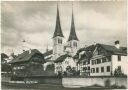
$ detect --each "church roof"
[53,6,64,38]
[68,11,79,41]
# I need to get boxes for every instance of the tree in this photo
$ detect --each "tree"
[1,53,8,64]
[1,63,12,73]
[114,68,124,76]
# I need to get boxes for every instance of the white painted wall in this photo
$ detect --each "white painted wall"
[62,77,127,88]
[53,36,64,60]
[90,61,111,76]
[62,57,77,71]
[111,55,127,75]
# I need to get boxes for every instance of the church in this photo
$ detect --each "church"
[43,5,127,76]
[44,5,79,74]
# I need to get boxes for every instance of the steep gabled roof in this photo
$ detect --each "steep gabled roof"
[97,44,127,55]
[53,6,64,38]
[54,54,70,63]
[9,49,44,64]
[1,53,9,59]
[74,45,95,60]
[43,50,53,57]
[68,11,78,41]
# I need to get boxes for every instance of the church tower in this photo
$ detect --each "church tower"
[53,5,64,60]
[67,7,79,56]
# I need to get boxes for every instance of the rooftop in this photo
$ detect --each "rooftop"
[9,49,44,64]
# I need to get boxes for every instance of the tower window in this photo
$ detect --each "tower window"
[73,42,77,47]
[58,38,62,44]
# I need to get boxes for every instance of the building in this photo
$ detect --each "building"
[74,41,127,77]
[9,49,46,77]
[52,5,79,74]
[90,41,127,76]
[74,45,95,76]
[54,54,77,74]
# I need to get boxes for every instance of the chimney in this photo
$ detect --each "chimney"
[115,40,120,49]
[29,49,31,54]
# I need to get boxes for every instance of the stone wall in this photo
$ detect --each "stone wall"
[62,76,127,88]
[24,77,62,85]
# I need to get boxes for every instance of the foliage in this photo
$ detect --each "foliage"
[63,66,80,77]
[1,53,8,59]
[114,68,125,76]
[1,63,12,72]
[45,64,54,71]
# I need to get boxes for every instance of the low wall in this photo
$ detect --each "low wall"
[24,77,62,85]
[62,76,127,88]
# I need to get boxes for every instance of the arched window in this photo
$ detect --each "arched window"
[58,38,62,44]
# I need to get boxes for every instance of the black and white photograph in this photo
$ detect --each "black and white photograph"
[1,0,127,90]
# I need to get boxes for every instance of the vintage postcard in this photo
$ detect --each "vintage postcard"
[1,0,127,90]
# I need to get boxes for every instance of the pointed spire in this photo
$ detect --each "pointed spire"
[68,4,79,41]
[53,4,64,38]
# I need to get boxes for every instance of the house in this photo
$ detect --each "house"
[1,53,12,75]
[54,54,77,74]
[90,41,127,76]
[74,45,95,76]
[9,49,46,77]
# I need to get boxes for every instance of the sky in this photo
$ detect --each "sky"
[1,1,127,55]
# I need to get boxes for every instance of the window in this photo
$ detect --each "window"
[118,55,121,61]
[96,67,99,73]
[91,68,95,73]
[118,66,121,71]
[93,68,95,73]
[73,42,77,47]
[88,67,90,70]
[88,61,90,64]
[107,56,111,62]
[91,68,93,73]
[101,67,104,72]
[97,59,101,64]
[83,67,87,71]
[92,60,97,65]
[92,60,95,65]
[58,38,62,44]
[102,58,106,63]
[107,66,110,72]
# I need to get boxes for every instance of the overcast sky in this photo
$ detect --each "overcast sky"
[1,1,127,55]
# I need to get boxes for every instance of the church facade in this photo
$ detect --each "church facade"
[51,6,79,74]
